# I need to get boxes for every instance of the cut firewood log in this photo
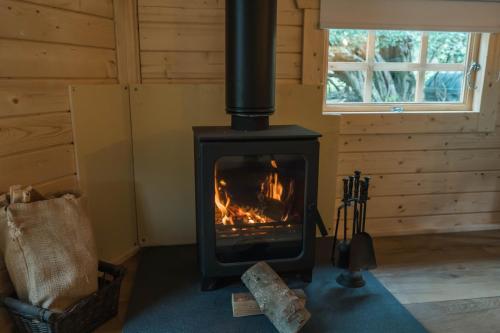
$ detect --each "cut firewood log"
[241,262,311,333]
[232,289,306,317]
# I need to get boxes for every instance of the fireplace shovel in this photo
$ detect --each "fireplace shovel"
[349,178,377,271]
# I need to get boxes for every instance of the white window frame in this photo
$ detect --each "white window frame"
[324,30,483,113]
[322,33,500,134]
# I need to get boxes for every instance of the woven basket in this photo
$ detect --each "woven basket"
[2,261,125,333]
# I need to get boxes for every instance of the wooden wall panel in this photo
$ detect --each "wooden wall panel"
[337,192,500,219]
[140,23,302,53]
[141,52,301,80]
[140,0,298,11]
[340,128,500,152]
[338,149,500,175]
[0,145,75,191]
[34,175,79,196]
[0,0,117,194]
[25,0,114,18]
[0,79,116,117]
[0,0,115,48]
[0,40,117,78]
[138,6,303,26]
[336,171,500,197]
[0,112,73,157]
[137,0,303,82]
[363,212,500,237]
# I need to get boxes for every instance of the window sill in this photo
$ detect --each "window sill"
[323,110,476,116]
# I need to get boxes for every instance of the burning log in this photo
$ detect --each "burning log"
[241,262,311,333]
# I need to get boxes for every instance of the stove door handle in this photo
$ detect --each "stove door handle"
[309,205,328,237]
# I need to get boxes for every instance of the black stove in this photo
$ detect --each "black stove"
[192,0,326,291]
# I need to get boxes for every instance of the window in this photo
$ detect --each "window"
[325,29,481,112]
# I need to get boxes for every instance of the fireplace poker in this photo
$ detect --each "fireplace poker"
[332,177,350,268]
[352,170,361,237]
[361,177,370,232]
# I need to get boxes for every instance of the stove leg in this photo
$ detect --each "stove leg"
[201,277,218,291]
[300,269,313,283]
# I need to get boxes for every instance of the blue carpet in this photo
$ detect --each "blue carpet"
[124,239,427,333]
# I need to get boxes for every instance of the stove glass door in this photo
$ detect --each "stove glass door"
[214,154,305,262]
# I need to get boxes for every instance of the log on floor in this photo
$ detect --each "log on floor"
[232,289,307,317]
[241,261,311,333]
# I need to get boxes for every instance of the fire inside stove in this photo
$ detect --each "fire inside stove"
[215,159,295,225]
[213,154,305,261]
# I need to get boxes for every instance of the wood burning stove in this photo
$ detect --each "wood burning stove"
[192,0,326,290]
[193,126,324,290]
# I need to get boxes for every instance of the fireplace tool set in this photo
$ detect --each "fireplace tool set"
[331,170,377,288]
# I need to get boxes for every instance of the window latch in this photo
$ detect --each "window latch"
[466,62,481,90]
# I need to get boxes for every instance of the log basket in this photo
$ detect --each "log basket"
[2,261,125,333]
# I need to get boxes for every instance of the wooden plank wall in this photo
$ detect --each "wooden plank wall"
[135,0,500,236]
[0,0,117,194]
[138,0,303,83]
[337,116,500,237]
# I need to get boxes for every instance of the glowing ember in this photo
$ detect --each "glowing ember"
[214,159,295,226]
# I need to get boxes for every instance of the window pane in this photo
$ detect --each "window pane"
[427,32,469,64]
[372,71,416,102]
[326,71,365,103]
[375,31,421,63]
[329,29,368,62]
[424,71,464,102]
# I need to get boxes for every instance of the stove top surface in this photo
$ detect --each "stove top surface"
[193,125,321,142]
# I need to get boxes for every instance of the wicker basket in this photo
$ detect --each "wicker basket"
[2,261,126,333]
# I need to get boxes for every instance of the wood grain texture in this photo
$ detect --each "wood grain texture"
[0,144,75,192]
[0,39,117,78]
[139,23,302,53]
[335,192,500,221]
[0,79,116,117]
[139,0,298,11]
[406,297,500,333]
[338,113,481,134]
[302,9,327,85]
[362,212,500,237]
[338,149,500,175]
[24,0,114,18]
[0,112,73,157]
[140,51,301,79]
[138,6,303,26]
[336,171,500,197]
[373,231,500,304]
[0,0,115,48]
[339,128,500,152]
[232,289,306,318]
[114,0,141,84]
[34,174,78,195]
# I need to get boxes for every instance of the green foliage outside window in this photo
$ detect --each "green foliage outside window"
[327,29,469,104]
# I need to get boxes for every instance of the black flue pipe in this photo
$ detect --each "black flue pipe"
[226,0,277,130]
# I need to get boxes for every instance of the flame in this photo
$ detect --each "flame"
[214,159,295,226]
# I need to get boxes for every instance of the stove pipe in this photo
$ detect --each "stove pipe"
[226,0,277,131]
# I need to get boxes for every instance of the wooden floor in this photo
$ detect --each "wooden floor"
[96,230,500,332]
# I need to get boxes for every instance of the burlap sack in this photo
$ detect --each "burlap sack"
[3,194,98,312]
[0,196,14,332]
